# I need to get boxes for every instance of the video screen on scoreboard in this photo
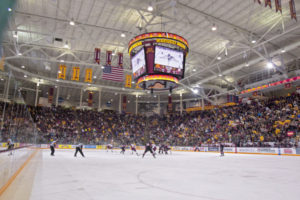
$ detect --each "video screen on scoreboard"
[154,45,184,77]
[131,48,146,79]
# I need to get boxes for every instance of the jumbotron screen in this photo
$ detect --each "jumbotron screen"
[154,45,184,77]
[131,48,146,79]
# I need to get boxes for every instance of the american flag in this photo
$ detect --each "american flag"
[102,65,124,82]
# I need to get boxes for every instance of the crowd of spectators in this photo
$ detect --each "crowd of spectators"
[1,93,300,148]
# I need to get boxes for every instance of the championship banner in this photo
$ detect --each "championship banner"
[289,0,297,21]
[285,83,291,89]
[58,65,66,80]
[265,0,272,8]
[48,87,54,104]
[88,92,93,107]
[118,53,123,68]
[254,0,262,4]
[72,67,80,81]
[122,95,127,111]
[125,75,132,88]
[275,0,282,13]
[85,68,92,83]
[106,51,112,65]
[94,48,101,64]
[168,95,172,112]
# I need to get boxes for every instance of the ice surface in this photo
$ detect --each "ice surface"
[29,150,300,200]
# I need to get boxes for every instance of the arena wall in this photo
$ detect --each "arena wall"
[3,143,298,156]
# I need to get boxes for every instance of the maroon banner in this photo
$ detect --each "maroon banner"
[289,0,297,21]
[145,46,155,74]
[285,83,291,89]
[94,48,101,64]
[88,92,93,107]
[48,87,54,104]
[265,0,272,8]
[122,95,126,111]
[168,95,172,112]
[106,51,112,65]
[254,0,262,4]
[118,53,123,68]
[275,0,282,13]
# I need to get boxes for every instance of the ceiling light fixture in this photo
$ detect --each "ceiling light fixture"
[8,8,12,12]
[69,19,75,26]
[18,53,22,56]
[121,33,126,37]
[218,74,223,77]
[147,5,153,11]
[131,81,135,84]
[211,24,217,31]
[21,65,25,69]
[93,76,97,79]
[267,62,274,69]
[192,89,198,94]
[101,66,105,69]
[60,60,64,62]
[13,32,18,38]
[281,49,286,53]
[192,69,196,72]
[245,63,249,67]
[24,75,27,78]
[217,56,221,60]
[251,40,256,44]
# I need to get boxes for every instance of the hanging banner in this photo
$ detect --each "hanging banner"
[275,0,282,13]
[289,0,297,21]
[88,92,93,107]
[122,95,127,111]
[58,65,66,80]
[168,95,172,112]
[118,53,123,68]
[72,67,80,81]
[48,87,54,104]
[85,68,93,83]
[94,48,101,64]
[125,75,132,88]
[285,83,291,89]
[106,51,112,65]
[254,0,262,4]
[265,0,272,8]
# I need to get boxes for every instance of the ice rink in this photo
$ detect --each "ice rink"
[3,149,300,200]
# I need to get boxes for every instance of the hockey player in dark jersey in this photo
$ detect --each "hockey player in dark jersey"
[142,143,156,158]
[220,143,224,156]
[7,139,14,156]
[120,145,126,154]
[74,143,85,157]
[164,144,171,154]
[194,146,200,152]
[50,141,57,156]
[158,144,164,154]
[130,144,139,156]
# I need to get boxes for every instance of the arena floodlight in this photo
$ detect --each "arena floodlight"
[121,33,126,37]
[192,89,198,94]
[147,5,153,11]
[24,74,27,78]
[281,49,286,53]
[217,56,222,60]
[251,40,256,44]
[8,8,12,12]
[69,19,75,26]
[267,62,274,69]
[211,24,217,31]
[21,65,25,69]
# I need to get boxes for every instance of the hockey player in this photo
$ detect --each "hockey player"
[220,143,224,156]
[164,144,171,155]
[142,143,156,158]
[106,144,113,152]
[120,144,126,154]
[74,143,85,157]
[7,138,14,156]
[152,143,157,155]
[158,144,164,154]
[50,140,57,156]
[130,144,139,156]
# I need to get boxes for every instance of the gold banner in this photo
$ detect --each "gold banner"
[125,75,132,88]
[58,65,66,80]
[72,67,80,81]
[85,68,93,83]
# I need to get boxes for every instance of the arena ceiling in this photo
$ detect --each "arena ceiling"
[2,0,300,103]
